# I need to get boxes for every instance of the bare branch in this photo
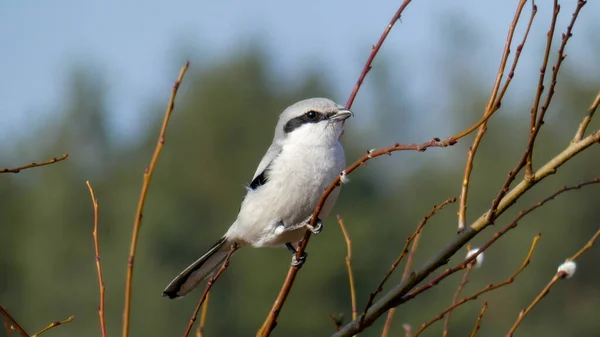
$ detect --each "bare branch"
[0,305,29,337]
[573,90,600,142]
[337,215,357,323]
[123,61,189,337]
[468,301,488,337]
[183,244,238,337]
[458,0,533,231]
[412,234,541,337]
[31,315,74,337]
[86,181,107,337]
[1,153,68,174]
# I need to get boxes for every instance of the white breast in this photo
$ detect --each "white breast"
[226,141,345,247]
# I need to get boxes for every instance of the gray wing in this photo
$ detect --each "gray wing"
[249,143,281,189]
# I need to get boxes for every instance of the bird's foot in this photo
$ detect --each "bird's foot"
[305,217,323,234]
[286,242,308,267]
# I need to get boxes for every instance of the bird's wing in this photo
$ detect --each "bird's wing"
[249,143,281,190]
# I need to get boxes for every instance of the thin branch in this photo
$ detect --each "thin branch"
[458,0,530,231]
[183,244,237,337]
[506,271,566,336]
[345,0,413,109]
[507,224,597,336]
[337,215,357,323]
[3,318,13,337]
[195,292,210,337]
[381,199,455,337]
[412,234,541,337]
[122,61,189,337]
[1,153,68,174]
[86,181,107,337]
[573,89,600,142]
[364,198,456,330]
[527,0,586,177]
[0,305,29,337]
[332,173,600,337]
[569,228,600,261]
[31,315,75,337]
[468,301,488,337]
[526,0,560,178]
[442,256,474,337]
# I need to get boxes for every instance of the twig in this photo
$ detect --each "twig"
[507,224,597,336]
[568,228,600,261]
[195,292,210,337]
[183,244,237,337]
[412,234,541,337]
[31,315,75,337]
[0,305,29,337]
[337,215,357,323]
[574,90,600,142]
[381,199,454,337]
[402,324,412,337]
[468,301,488,337]
[329,314,344,332]
[526,0,560,178]
[365,198,456,331]
[458,0,529,231]
[506,271,566,336]
[332,173,600,337]
[441,256,474,337]
[122,61,189,337]
[345,0,413,109]
[1,153,68,174]
[86,181,107,337]
[3,318,13,337]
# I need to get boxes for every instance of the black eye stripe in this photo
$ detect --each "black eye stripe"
[283,111,328,133]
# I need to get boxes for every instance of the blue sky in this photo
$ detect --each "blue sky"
[1,1,598,146]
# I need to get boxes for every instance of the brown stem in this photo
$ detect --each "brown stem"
[1,153,68,174]
[86,181,107,337]
[122,61,189,337]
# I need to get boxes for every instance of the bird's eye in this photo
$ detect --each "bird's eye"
[306,111,317,119]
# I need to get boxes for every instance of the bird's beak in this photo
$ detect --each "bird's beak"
[330,109,353,121]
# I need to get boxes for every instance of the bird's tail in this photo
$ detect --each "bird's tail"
[162,236,235,299]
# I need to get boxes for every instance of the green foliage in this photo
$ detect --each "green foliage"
[1,46,599,337]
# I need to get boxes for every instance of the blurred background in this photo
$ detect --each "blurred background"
[1,1,599,336]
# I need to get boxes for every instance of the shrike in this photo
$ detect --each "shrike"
[163,98,352,299]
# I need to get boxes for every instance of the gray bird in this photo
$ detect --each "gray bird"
[163,98,352,299]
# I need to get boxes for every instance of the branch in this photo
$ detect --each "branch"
[0,305,29,337]
[1,153,68,174]
[31,315,74,337]
[412,234,541,337]
[573,89,600,142]
[458,0,534,231]
[86,181,107,337]
[526,0,560,177]
[380,198,456,337]
[468,301,488,337]
[183,244,238,337]
[337,215,357,323]
[195,292,210,337]
[441,255,474,337]
[332,174,600,337]
[122,61,189,337]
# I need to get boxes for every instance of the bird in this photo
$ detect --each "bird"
[162,98,353,299]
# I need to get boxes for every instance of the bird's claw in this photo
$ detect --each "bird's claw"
[306,217,323,234]
[291,251,308,267]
